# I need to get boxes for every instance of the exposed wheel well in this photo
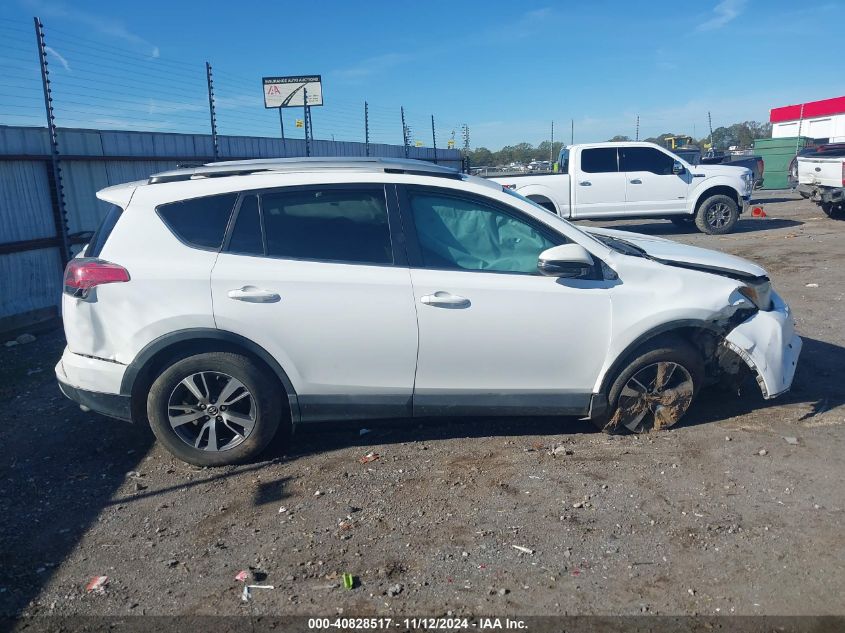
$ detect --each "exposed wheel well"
[695,186,740,212]
[526,194,558,214]
[599,324,719,395]
[126,333,297,426]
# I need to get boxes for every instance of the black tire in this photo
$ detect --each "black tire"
[694,194,739,235]
[147,352,284,466]
[820,202,842,218]
[591,337,704,434]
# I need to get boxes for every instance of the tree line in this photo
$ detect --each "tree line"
[468,120,773,167]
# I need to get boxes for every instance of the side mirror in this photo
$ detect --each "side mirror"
[672,161,686,175]
[538,243,594,278]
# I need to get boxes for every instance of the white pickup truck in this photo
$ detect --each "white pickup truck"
[490,142,754,235]
[796,152,845,217]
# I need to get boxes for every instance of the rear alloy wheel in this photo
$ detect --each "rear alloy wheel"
[147,352,283,466]
[593,338,703,434]
[694,194,739,235]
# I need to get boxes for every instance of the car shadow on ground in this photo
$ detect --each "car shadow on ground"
[578,217,804,236]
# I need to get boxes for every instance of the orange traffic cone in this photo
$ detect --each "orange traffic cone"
[751,206,767,218]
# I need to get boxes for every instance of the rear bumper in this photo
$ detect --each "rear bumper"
[55,347,132,421]
[57,379,133,421]
[724,291,801,399]
[796,184,845,204]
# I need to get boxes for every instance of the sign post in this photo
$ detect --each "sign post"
[263,75,323,157]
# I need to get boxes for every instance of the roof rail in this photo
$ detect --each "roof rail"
[147,157,461,185]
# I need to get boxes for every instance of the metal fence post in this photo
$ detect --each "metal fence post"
[34,16,70,267]
[364,101,370,157]
[278,107,286,156]
[401,107,409,158]
[303,87,311,157]
[205,62,219,160]
[431,115,437,164]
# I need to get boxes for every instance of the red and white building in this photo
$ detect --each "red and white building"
[770,95,845,142]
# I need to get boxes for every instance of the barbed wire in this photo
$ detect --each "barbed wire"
[0,16,465,155]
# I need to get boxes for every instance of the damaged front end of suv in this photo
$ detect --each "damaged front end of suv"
[586,227,802,432]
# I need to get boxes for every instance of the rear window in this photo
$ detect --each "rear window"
[260,188,392,264]
[581,148,618,173]
[84,204,123,257]
[157,193,238,249]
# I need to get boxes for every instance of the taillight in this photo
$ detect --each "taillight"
[64,258,130,297]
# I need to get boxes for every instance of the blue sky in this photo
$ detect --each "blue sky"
[1,0,843,149]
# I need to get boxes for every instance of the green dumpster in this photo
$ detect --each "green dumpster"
[753,137,812,190]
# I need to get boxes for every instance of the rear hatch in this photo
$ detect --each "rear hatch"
[798,156,845,188]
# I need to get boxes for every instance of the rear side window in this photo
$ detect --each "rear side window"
[157,193,238,249]
[580,148,618,173]
[227,195,263,255]
[260,188,392,264]
[620,147,676,175]
[84,204,123,257]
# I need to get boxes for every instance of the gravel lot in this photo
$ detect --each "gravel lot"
[1,190,843,620]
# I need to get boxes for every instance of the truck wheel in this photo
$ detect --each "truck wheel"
[591,337,703,434]
[695,194,739,235]
[820,202,841,218]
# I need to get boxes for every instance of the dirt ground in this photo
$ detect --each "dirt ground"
[1,190,843,622]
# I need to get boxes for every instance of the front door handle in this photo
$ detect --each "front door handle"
[579,180,592,186]
[227,286,281,303]
[629,178,642,184]
[420,291,471,309]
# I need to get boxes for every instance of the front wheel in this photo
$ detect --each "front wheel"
[695,194,739,235]
[592,338,703,434]
[147,352,284,466]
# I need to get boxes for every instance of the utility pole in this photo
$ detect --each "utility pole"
[364,101,370,157]
[205,62,219,160]
[549,121,554,164]
[461,124,470,152]
[34,16,69,266]
[401,107,409,158]
[796,103,805,155]
[570,119,574,145]
[635,115,639,141]
[431,115,437,164]
[708,111,714,149]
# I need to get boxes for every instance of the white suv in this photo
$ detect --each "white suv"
[56,158,801,466]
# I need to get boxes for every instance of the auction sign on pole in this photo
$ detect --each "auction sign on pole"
[263,75,322,155]
[263,75,323,108]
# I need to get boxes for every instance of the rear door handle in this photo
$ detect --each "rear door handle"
[579,181,592,186]
[629,178,642,184]
[227,286,281,303]
[420,291,471,309]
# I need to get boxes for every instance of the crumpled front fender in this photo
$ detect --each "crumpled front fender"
[724,291,802,398]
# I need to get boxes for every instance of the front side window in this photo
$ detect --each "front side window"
[157,193,238,249]
[580,148,618,173]
[261,188,392,264]
[409,192,559,274]
[620,147,676,175]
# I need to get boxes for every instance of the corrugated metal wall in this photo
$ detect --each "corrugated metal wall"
[0,125,463,328]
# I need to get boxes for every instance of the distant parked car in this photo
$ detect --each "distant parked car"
[57,157,799,466]
[796,148,845,217]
